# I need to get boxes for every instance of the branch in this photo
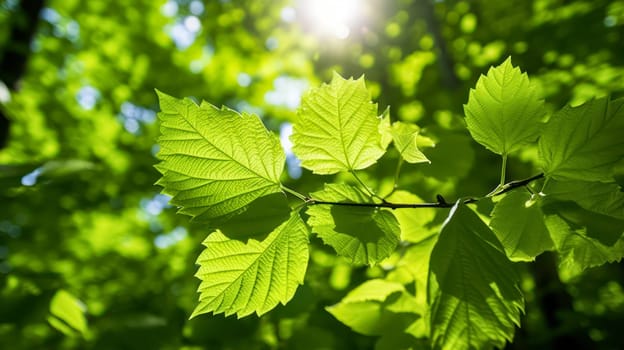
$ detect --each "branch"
[303,173,545,209]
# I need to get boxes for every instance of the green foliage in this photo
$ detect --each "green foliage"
[428,203,524,350]
[154,59,624,349]
[542,201,624,281]
[389,121,430,164]
[325,279,418,336]
[192,213,309,318]
[464,57,545,155]
[155,91,285,226]
[544,180,624,219]
[306,184,400,265]
[47,290,89,338]
[490,191,554,261]
[3,1,624,349]
[291,73,389,174]
[539,96,624,182]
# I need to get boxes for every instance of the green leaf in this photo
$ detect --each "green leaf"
[155,91,285,223]
[390,121,430,164]
[326,279,419,336]
[192,213,309,318]
[490,191,554,261]
[306,184,400,265]
[291,72,388,174]
[464,57,545,155]
[428,203,523,350]
[543,201,624,281]
[543,179,624,219]
[539,97,624,182]
[217,193,291,239]
[386,190,436,242]
[48,290,88,337]
[394,234,438,338]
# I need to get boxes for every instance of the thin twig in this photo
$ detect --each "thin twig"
[302,173,545,209]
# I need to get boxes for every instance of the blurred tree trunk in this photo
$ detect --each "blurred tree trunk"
[0,0,45,149]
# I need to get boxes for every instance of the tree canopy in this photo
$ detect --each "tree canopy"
[1,0,623,349]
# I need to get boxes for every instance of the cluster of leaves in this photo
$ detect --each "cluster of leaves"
[155,57,624,349]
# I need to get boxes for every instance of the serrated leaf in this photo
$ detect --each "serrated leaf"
[391,121,430,164]
[306,184,400,265]
[326,279,419,336]
[542,201,624,281]
[48,290,88,337]
[464,57,545,155]
[428,203,523,350]
[291,72,387,174]
[155,91,285,224]
[192,213,309,318]
[490,191,554,261]
[543,179,624,219]
[539,97,624,182]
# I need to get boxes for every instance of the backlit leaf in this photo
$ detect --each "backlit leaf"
[429,203,523,350]
[543,179,624,219]
[192,213,309,318]
[326,279,419,336]
[306,184,400,265]
[490,191,554,261]
[539,97,624,182]
[543,201,624,281]
[291,73,388,174]
[390,121,430,164]
[386,190,436,242]
[155,91,285,224]
[464,57,545,155]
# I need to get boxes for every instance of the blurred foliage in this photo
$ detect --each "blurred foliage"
[1,0,623,348]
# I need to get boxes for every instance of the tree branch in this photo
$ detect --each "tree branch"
[303,173,545,209]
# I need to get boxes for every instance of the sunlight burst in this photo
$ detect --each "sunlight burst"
[303,0,361,39]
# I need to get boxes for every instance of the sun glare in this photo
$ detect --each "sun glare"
[303,0,361,39]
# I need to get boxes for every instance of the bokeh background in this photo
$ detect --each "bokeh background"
[1,0,623,348]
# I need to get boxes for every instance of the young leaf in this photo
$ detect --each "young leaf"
[490,191,554,261]
[306,184,400,265]
[155,91,285,223]
[428,203,524,350]
[539,97,624,182]
[291,73,388,174]
[543,179,624,219]
[390,121,430,164]
[543,201,624,281]
[191,213,309,318]
[464,57,545,155]
[326,279,419,336]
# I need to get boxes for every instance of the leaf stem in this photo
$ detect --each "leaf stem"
[281,185,307,202]
[392,158,404,190]
[500,154,508,187]
[351,171,387,203]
